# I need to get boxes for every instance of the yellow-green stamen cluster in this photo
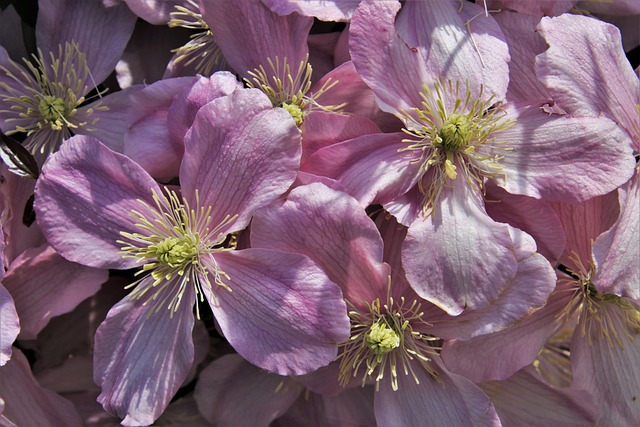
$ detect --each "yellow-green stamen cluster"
[245,55,346,127]
[0,41,106,155]
[337,280,441,391]
[118,188,237,317]
[398,79,515,216]
[168,0,223,75]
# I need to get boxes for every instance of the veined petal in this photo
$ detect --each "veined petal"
[194,354,302,427]
[35,135,162,269]
[261,0,358,22]
[3,244,106,339]
[402,180,518,315]
[0,284,18,366]
[493,106,636,202]
[375,358,500,427]
[181,88,301,232]
[94,282,196,426]
[201,0,312,78]
[207,249,350,376]
[37,0,137,86]
[536,13,640,147]
[251,183,390,305]
[0,349,84,426]
[593,173,640,299]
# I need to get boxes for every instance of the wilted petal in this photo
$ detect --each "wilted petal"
[194,354,302,427]
[208,249,349,376]
[3,244,106,339]
[35,135,162,269]
[94,283,196,426]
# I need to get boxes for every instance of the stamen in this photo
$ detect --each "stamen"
[245,55,346,126]
[0,41,106,155]
[397,79,514,216]
[118,188,237,317]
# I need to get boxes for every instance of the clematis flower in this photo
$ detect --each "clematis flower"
[303,0,635,315]
[0,0,137,156]
[252,183,510,426]
[34,86,349,425]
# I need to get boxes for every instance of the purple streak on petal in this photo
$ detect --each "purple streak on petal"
[251,183,389,304]
[0,284,18,365]
[593,173,640,299]
[494,106,636,202]
[94,282,196,426]
[34,135,162,270]
[194,354,302,427]
[375,358,500,427]
[124,76,197,180]
[536,14,640,150]
[403,182,518,315]
[201,0,313,78]
[0,349,84,426]
[3,244,106,339]
[37,0,137,85]
[181,88,301,232]
[303,132,420,210]
[208,249,349,376]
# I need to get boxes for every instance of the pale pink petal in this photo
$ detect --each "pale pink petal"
[94,283,196,426]
[593,173,639,299]
[302,132,420,209]
[3,244,106,339]
[123,76,197,180]
[207,249,350,376]
[536,13,640,148]
[485,180,566,263]
[482,367,598,426]
[402,181,518,315]
[201,0,313,77]
[570,302,640,425]
[375,358,500,427]
[300,110,381,165]
[493,106,636,202]
[251,183,390,305]
[181,88,301,231]
[35,135,162,269]
[261,0,359,22]
[37,0,137,85]
[428,227,555,340]
[0,284,18,365]
[578,0,640,16]
[122,0,182,24]
[487,0,576,16]
[493,11,551,104]
[194,354,302,427]
[0,349,84,426]
[78,86,143,154]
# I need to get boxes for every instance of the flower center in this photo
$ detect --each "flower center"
[337,280,441,391]
[366,317,401,355]
[245,55,345,126]
[398,79,514,216]
[0,41,106,155]
[118,188,237,316]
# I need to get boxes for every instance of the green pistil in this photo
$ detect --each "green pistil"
[366,318,401,355]
[282,102,304,127]
[151,237,199,268]
[438,113,471,151]
[38,95,69,131]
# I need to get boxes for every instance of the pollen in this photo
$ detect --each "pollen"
[118,188,237,317]
[337,278,441,391]
[245,55,345,126]
[398,79,514,216]
[0,41,106,155]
